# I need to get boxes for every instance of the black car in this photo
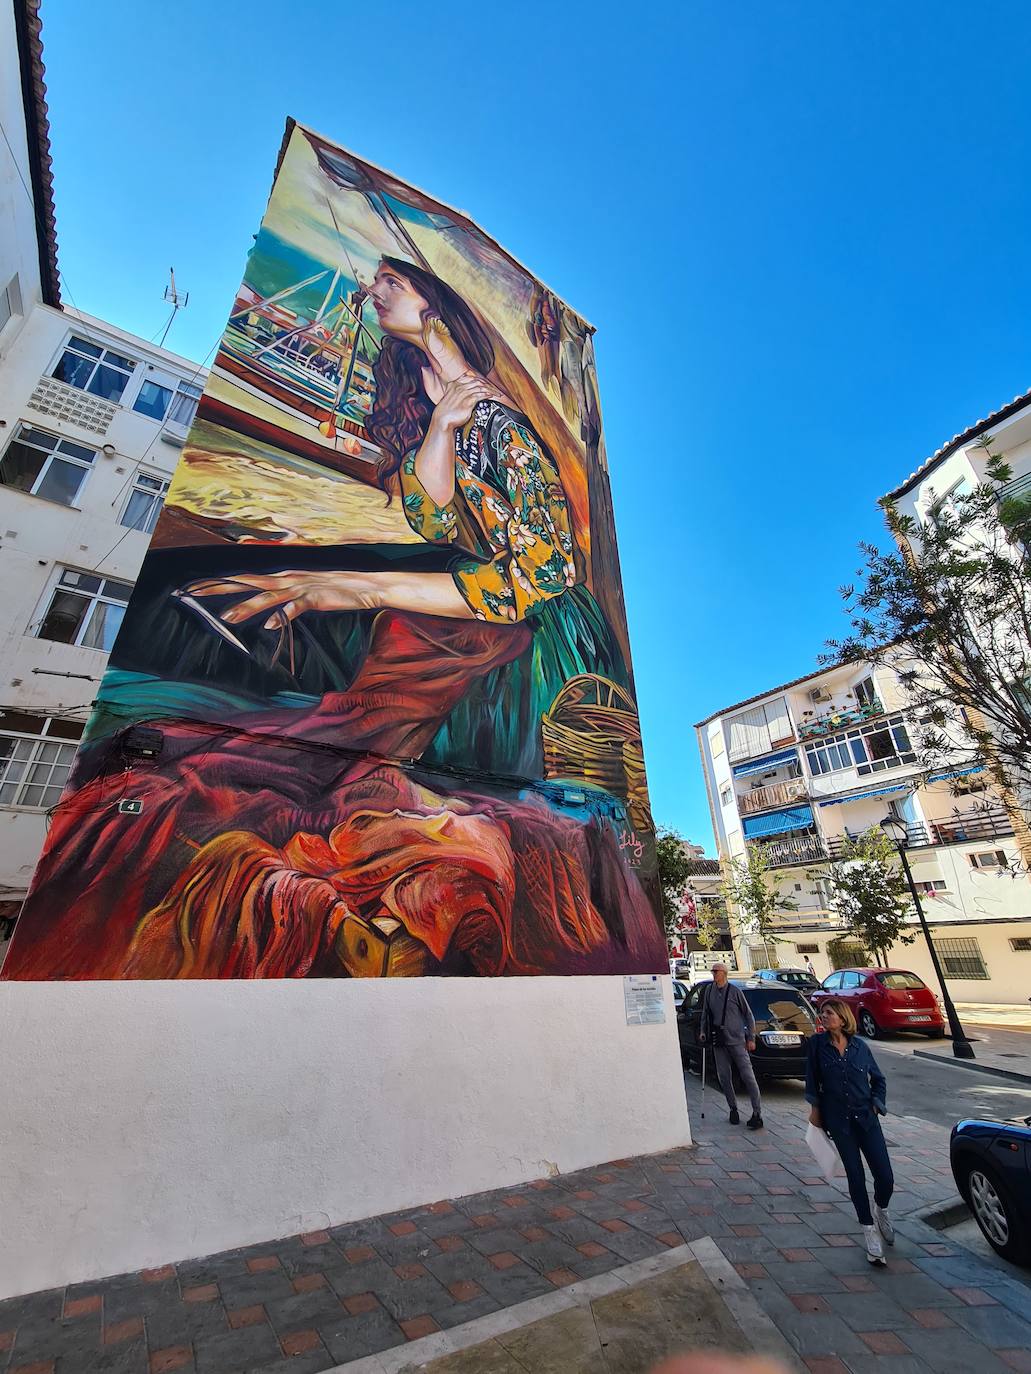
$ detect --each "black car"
[950,1114,1031,1265]
[677,979,817,1080]
[753,967,822,993]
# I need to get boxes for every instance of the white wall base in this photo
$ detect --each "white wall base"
[0,976,689,1300]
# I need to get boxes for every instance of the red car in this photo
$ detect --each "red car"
[811,968,945,1039]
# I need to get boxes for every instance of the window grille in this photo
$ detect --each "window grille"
[796,943,819,954]
[747,940,779,969]
[932,936,989,980]
[830,942,867,970]
[1009,937,1031,953]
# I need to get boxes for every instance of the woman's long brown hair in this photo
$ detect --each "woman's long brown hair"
[366,257,495,493]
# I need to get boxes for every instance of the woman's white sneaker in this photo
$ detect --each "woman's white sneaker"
[863,1223,886,1265]
[874,1204,895,1246]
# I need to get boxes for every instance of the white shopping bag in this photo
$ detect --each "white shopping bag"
[806,1123,844,1184]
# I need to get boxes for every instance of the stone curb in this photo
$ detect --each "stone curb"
[912,1194,971,1231]
[913,1049,1031,1086]
[324,1239,804,1373]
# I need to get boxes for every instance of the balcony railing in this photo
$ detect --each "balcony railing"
[931,808,1014,845]
[823,809,1014,857]
[756,833,828,868]
[825,823,931,858]
[797,698,885,741]
[997,473,1031,545]
[738,778,808,817]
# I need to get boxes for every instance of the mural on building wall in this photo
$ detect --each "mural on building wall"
[1,122,665,980]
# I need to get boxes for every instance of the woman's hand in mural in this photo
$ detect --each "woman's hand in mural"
[189,572,384,627]
[188,570,475,626]
[428,372,501,433]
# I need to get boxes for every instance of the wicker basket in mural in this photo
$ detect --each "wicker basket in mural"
[542,674,651,831]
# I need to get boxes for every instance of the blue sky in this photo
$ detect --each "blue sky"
[41,0,1031,851]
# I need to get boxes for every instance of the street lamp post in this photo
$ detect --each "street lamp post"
[880,815,975,1060]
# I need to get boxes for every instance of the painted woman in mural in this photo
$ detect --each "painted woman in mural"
[0,130,666,984]
[185,258,628,778]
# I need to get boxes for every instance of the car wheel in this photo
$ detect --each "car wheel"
[963,1162,1031,1265]
[858,1008,879,1039]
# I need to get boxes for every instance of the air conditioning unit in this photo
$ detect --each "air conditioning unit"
[808,688,831,703]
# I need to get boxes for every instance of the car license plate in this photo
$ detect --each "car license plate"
[908,1014,931,1021]
[763,1032,802,1046]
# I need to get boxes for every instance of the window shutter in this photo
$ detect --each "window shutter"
[727,706,770,761]
[763,696,792,743]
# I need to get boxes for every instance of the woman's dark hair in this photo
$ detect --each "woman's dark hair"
[366,257,495,492]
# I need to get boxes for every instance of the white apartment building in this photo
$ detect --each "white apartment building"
[886,386,1031,538]
[696,655,1031,1005]
[0,0,206,936]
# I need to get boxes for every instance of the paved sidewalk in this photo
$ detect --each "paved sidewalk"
[875,1023,1031,1084]
[1,1085,1029,1374]
[954,1002,1031,1030]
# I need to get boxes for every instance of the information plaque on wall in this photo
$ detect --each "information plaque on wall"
[624,974,665,1025]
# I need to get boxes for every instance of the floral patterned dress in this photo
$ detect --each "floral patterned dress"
[399,399,629,778]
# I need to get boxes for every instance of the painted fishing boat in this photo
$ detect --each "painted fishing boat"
[209,269,383,482]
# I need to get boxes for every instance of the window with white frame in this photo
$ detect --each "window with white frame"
[52,334,136,404]
[916,879,948,896]
[0,274,22,333]
[719,784,732,807]
[968,849,1009,870]
[853,676,877,707]
[132,379,174,421]
[0,714,83,810]
[804,713,916,777]
[34,569,133,651]
[0,425,95,506]
[131,376,202,429]
[167,381,202,430]
[121,473,170,533]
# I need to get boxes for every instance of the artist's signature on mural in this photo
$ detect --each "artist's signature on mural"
[618,828,643,867]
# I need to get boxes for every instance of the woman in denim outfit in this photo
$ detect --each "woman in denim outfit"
[805,998,895,1265]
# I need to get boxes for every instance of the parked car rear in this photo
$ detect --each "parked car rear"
[677,979,817,1079]
[811,968,945,1039]
[951,1114,1031,1265]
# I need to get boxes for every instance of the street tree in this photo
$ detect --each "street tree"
[827,437,1031,856]
[655,826,693,945]
[819,828,916,967]
[719,844,795,967]
[694,896,726,953]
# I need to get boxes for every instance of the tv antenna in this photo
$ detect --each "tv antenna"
[158,268,189,347]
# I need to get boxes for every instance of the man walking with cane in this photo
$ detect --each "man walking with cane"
[699,962,763,1129]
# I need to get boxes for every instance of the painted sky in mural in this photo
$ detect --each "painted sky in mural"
[2,122,666,980]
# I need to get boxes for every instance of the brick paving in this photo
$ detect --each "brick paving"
[1,1093,1029,1372]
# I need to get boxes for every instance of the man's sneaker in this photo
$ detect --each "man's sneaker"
[729,1108,740,1125]
[746,1113,764,1130]
[874,1204,895,1246]
[863,1223,886,1265]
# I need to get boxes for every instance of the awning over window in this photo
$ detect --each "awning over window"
[732,748,799,778]
[926,766,984,783]
[743,805,814,838]
[817,783,911,807]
